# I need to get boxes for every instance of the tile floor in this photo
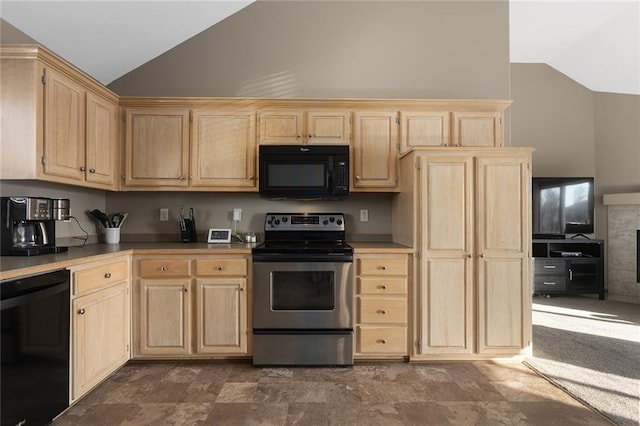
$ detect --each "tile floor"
[54,361,612,425]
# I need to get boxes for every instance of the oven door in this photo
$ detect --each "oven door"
[252,261,353,330]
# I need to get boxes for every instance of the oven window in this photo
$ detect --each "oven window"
[271,271,334,310]
[268,164,326,187]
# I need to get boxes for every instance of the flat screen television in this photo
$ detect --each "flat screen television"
[532,177,595,239]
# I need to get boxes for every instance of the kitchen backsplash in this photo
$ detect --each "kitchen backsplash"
[0,181,394,243]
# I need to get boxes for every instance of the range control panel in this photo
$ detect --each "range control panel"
[264,213,345,231]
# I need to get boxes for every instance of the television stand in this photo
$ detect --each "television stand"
[570,234,591,240]
[532,239,605,300]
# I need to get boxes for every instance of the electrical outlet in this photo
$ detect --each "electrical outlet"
[233,208,242,221]
[360,209,369,222]
[160,208,169,221]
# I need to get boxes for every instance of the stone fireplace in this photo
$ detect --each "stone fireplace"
[604,192,640,304]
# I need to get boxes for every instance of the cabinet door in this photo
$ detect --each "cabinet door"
[191,109,256,189]
[352,111,398,189]
[476,155,531,355]
[85,92,118,188]
[124,108,190,187]
[306,110,351,145]
[452,111,502,147]
[258,110,304,144]
[418,155,474,356]
[399,111,450,153]
[43,67,85,181]
[72,281,129,401]
[139,279,191,355]
[195,278,247,354]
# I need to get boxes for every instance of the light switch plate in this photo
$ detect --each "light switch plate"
[233,208,242,221]
[360,209,369,222]
[160,208,169,221]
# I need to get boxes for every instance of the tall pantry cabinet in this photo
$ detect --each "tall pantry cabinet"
[392,148,533,360]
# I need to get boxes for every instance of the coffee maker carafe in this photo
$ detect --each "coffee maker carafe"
[1,197,67,256]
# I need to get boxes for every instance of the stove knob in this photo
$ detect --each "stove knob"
[337,219,343,226]
[323,220,329,225]
[274,219,280,225]
[329,217,335,222]
[282,217,288,223]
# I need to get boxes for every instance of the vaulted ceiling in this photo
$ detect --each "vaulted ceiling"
[1,0,638,95]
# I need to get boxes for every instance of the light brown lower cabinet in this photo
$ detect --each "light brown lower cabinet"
[393,148,533,360]
[133,255,249,358]
[354,254,409,358]
[71,257,130,402]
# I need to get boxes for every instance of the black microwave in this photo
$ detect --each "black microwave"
[258,145,350,199]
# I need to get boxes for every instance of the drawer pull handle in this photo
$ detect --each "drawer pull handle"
[78,309,85,315]
[543,265,556,269]
[160,266,167,271]
[543,282,557,286]
[378,339,387,344]
[104,272,112,279]
[217,266,224,271]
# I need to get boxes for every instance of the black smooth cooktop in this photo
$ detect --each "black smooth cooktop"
[252,240,353,255]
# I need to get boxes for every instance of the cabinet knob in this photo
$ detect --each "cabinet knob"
[80,166,86,172]
[217,265,224,271]
[379,265,387,271]
[379,309,387,315]
[356,175,361,180]
[466,254,472,258]
[378,339,387,344]
[308,134,313,138]
[160,266,167,271]
[380,285,388,290]
[183,287,188,292]
[179,176,186,181]
[297,134,302,138]
[239,287,245,292]
[479,254,485,258]
[248,176,254,180]
[78,308,85,315]
[104,272,112,279]
[89,168,96,173]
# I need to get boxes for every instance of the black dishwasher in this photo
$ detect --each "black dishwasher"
[1,269,70,426]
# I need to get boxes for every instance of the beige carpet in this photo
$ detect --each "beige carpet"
[526,295,640,426]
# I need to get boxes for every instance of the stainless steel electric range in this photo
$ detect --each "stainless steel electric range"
[252,213,354,366]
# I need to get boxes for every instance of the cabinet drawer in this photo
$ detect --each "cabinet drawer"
[195,258,247,277]
[357,326,407,354]
[358,298,406,324]
[534,259,565,275]
[74,260,128,295]
[357,257,408,276]
[138,259,190,278]
[358,277,407,295]
[534,276,566,292]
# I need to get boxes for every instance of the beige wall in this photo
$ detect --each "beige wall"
[109,1,510,100]
[510,63,595,177]
[511,63,640,244]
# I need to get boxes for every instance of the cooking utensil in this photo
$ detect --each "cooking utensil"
[89,209,111,228]
[117,212,128,228]
[179,205,186,231]
[112,213,120,228]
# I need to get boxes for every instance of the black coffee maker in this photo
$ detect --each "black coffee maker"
[1,197,68,256]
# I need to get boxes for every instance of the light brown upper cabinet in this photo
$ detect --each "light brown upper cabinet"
[0,46,119,190]
[399,109,504,153]
[191,109,257,190]
[352,111,399,191]
[451,111,503,147]
[399,111,450,153]
[123,108,190,188]
[258,109,351,145]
